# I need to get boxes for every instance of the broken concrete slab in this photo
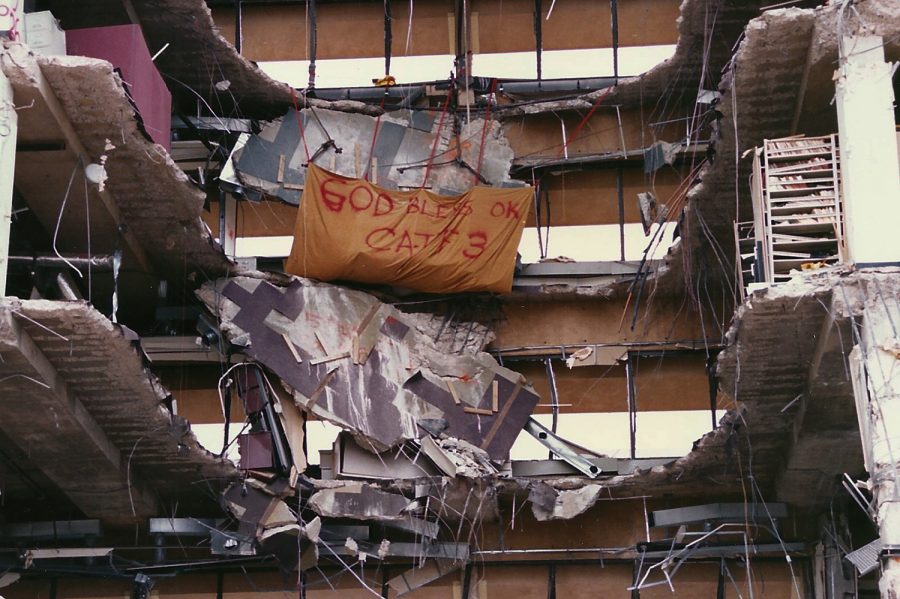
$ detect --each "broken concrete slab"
[528,482,604,521]
[0,299,238,524]
[0,44,230,278]
[306,483,415,521]
[48,0,380,120]
[424,478,500,526]
[717,269,899,508]
[199,275,540,461]
[221,481,292,539]
[220,478,311,571]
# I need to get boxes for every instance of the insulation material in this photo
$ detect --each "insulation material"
[200,276,540,460]
[285,165,532,294]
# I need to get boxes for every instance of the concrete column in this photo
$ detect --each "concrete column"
[835,36,900,266]
[0,68,17,296]
[848,277,900,597]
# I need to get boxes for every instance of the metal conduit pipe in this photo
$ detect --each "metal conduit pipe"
[7,255,116,270]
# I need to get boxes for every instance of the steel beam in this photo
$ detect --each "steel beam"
[523,417,600,478]
[650,503,788,528]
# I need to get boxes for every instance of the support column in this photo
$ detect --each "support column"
[0,68,17,296]
[848,277,900,597]
[835,36,900,266]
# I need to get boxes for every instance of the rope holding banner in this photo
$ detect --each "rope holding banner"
[474,78,498,186]
[422,88,453,188]
[364,91,389,181]
[291,88,312,163]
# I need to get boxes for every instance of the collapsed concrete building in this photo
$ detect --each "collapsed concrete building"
[0,0,897,597]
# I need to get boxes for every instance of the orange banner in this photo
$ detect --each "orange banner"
[285,165,532,293]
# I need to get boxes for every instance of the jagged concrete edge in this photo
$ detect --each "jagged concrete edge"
[0,44,232,278]
[131,0,382,118]
[7,298,240,499]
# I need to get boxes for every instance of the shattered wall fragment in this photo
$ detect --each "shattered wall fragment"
[200,275,540,461]
[227,107,522,201]
[528,482,604,521]
[307,484,415,521]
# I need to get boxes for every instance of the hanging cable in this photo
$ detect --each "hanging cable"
[422,88,452,187]
[383,0,393,79]
[364,91,389,181]
[473,78,497,185]
[626,353,637,460]
[533,172,545,258]
[290,88,312,163]
[544,357,560,459]
[83,172,92,302]
[405,0,414,55]
[557,86,614,158]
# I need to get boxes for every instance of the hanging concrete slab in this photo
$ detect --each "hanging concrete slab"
[226,107,521,203]
[199,276,540,460]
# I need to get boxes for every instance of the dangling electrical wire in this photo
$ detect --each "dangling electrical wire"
[405,0,414,55]
[52,160,84,278]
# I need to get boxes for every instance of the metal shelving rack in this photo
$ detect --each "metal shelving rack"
[749,134,846,285]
